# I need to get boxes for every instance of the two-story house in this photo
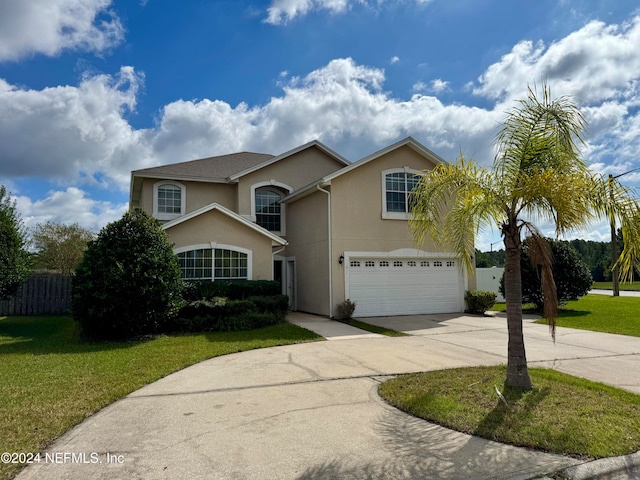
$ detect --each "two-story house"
[129,137,473,318]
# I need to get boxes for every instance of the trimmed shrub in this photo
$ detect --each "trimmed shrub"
[465,290,497,315]
[247,295,289,321]
[499,238,593,309]
[334,299,357,320]
[174,295,289,332]
[72,209,183,340]
[182,280,281,301]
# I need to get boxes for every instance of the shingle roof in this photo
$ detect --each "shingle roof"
[132,152,275,181]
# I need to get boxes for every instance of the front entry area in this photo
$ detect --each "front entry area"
[346,256,464,317]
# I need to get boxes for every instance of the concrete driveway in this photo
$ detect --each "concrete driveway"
[16,312,640,480]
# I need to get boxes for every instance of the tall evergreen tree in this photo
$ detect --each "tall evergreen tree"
[0,186,31,299]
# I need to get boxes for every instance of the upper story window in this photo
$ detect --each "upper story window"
[153,181,185,221]
[382,168,422,220]
[254,186,288,233]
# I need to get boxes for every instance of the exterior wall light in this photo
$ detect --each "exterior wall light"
[339,255,344,265]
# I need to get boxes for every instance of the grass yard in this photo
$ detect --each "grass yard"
[535,294,640,337]
[0,315,321,480]
[491,294,640,337]
[592,281,640,291]
[379,365,640,459]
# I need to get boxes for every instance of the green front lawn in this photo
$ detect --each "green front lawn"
[0,316,321,480]
[592,281,640,291]
[491,295,640,337]
[536,294,640,337]
[379,365,640,459]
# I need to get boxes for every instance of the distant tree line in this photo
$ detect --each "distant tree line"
[476,231,627,282]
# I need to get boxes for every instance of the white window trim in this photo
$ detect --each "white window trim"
[174,243,253,280]
[381,167,423,220]
[250,180,292,235]
[153,181,186,221]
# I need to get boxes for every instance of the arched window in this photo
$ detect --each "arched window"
[176,247,249,280]
[255,187,283,232]
[153,181,185,220]
[381,168,422,220]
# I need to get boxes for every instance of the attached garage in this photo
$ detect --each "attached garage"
[345,256,465,317]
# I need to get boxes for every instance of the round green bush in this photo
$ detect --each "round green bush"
[72,209,183,340]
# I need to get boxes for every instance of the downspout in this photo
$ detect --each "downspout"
[316,185,333,318]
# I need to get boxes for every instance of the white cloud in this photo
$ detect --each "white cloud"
[0,0,124,61]
[412,81,427,92]
[264,0,432,24]
[390,56,400,64]
[0,67,147,188]
[473,16,640,105]
[16,187,127,233]
[431,79,450,94]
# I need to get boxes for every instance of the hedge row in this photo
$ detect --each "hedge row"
[182,280,281,301]
[172,294,289,333]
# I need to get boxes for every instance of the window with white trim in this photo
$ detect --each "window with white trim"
[177,248,248,280]
[385,172,420,213]
[153,181,185,220]
[350,260,361,267]
[255,187,283,232]
[393,261,403,267]
[365,261,375,267]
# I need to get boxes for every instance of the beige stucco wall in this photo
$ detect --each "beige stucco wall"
[283,189,330,315]
[139,178,236,216]
[236,147,345,217]
[165,209,274,280]
[327,145,476,311]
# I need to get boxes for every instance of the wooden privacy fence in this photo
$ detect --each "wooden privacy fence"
[0,274,73,316]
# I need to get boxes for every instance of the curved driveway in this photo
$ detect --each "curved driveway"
[17,311,640,480]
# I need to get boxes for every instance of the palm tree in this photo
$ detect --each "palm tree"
[410,85,640,389]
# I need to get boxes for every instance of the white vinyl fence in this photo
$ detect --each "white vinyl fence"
[476,267,505,302]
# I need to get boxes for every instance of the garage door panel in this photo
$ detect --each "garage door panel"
[348,258,463,317]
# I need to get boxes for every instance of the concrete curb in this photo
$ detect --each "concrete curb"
[538,450,640,479]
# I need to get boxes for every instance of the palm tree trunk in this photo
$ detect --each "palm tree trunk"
[503,226,532,390]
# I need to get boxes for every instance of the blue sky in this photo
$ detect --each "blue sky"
[1,0,639,251]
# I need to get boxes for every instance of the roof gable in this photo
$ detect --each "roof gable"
[161,203,287,246]
[282,137,447,203]
[227,140,350,181]
[323,136,446,183]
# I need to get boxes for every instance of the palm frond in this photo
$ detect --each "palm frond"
[494,84,587,188]
[410,155,504,272]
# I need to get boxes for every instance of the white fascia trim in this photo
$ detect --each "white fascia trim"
[134,172,228,184]
[322,136,445,184]
[227,140,350,181]
[153,180,186,221]
[161,202,287,246]
[381,167,424,220]
[173,243,253,280]
[250,180,293,236]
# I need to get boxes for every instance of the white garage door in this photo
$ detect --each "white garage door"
[347,258,464,317]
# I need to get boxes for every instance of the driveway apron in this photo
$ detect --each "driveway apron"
[16,312,640,480]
